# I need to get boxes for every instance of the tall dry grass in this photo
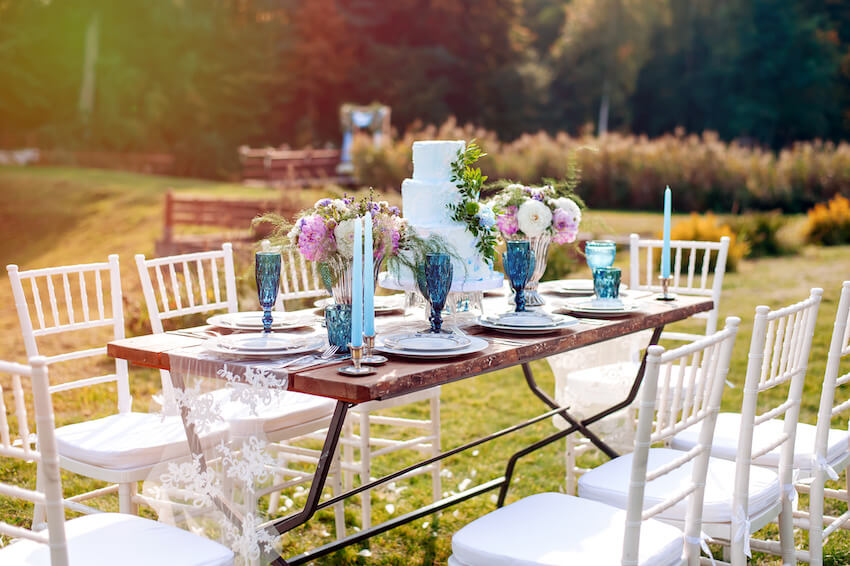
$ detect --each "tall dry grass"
[353,120,850,213]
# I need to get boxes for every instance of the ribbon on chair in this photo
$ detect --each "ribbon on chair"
[783,469,800,511]
[733,505,752,558]
[685,531,717,566]
[812,454,840,481]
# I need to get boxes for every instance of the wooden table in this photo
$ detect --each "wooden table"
[108,294,713,565]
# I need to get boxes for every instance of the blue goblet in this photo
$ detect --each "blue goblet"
[255,251,281,333]
[504,240,536,312]
[585,240,617,272]
[424,253,453,333]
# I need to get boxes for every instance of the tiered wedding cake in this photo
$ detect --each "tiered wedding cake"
[386,140,501,290]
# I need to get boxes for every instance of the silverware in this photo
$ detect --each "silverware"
[168,329,221,339]
[292,353,350,371]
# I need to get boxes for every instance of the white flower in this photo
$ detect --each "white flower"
[334,219,357,258]
[332,199,348,213]
[552,197,582,226]
[516,199,553,237]
[506,183,525,191]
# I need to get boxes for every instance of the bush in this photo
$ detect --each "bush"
[731,211,798,258]
[805,194,850,245]
[353,119,850,213]
[669,213,748,272]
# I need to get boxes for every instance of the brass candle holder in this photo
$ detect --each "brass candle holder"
[338,344,375,376]
[656,276,677,301]
[361,334,388,365]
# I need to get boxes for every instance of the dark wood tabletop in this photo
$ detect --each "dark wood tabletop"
[108,294,713,404]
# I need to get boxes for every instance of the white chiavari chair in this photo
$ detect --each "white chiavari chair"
[448,318,739,566]
[587,290,822,565]
[135,244,345,536]
[549,234,731,494]
[262,240,330,311]
[0,357,235,566]
[7,256,228,519]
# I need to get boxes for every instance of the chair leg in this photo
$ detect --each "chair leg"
[778,493,796,565]
[359,410,371,530]
[342,418,354,491]
[430,394,441,503]
[118,482,137,515]
[808,472,826,566]
[564,436,576,496]
[330,465,346,540]
[32,462,46,528]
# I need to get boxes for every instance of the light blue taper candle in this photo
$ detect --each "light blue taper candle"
[661,186,672,279]
[364,212,375,336]
[351,217,364,348]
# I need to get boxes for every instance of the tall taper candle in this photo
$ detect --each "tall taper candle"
[351,217,364,347]
[661,186,672,279]
[364,212,375,336]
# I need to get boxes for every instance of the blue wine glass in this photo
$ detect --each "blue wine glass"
[585,240,617,272]
[255,250,281,333]
[424,253,453,333]
[504,240,536,312]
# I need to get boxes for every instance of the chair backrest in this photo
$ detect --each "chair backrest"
[7,256,131,413]
[731,289,822,542]
[0,357,69,566]
[260,240,329,311]
[629,233,730,340]
[135,243,238,333]
[623,317,739,565]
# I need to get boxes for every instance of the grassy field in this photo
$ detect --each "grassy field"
[1,166,849,565]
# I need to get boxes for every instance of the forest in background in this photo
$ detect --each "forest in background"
[1,0,849,177]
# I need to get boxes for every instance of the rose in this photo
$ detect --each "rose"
[476,204,496,228]
[496,205,519,236]
[516,199,553,238]
[552,197,581,226]
[333,218,357,258]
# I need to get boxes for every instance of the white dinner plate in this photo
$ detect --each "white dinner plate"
[544,279,628,297]
[314,296,405,315]
[483,311,568,328]
[204,333,324,358]
[206,311,311,331]
[559,298,641,318]
[382,332,471,352]
[477,315,579,335]
[375,335,489,359]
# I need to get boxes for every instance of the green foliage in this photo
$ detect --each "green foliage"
[731,211,798,258]
[446,141,500,264]
[805,194,850,246]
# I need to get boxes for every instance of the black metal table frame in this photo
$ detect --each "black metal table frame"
[244,325,666,565]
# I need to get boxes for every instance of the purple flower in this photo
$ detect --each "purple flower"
[391,228,401,253]
[389,206,401,216]
[552,209,579,244]
[297,215,330,261]
[316,198,332,208]
[496,206,519,236]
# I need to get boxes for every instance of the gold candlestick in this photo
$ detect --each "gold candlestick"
[362,334,388,365]
[338,344,375,376]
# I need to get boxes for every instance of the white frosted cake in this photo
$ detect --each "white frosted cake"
[389,140,499,289]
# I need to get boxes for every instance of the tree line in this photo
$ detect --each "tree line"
[0,0,847,177]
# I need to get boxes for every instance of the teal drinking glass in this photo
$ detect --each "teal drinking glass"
[593,266,621,300]
[504,240,536,312]
[255,251,281,333]
[585,240,617,272]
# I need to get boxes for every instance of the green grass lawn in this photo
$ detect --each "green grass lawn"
[1,166,849,564]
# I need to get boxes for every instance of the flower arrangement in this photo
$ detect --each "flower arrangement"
[488,153,585,243]
[447,141,500,264]
[284,195,404,263]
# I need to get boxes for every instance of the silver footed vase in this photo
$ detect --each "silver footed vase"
[516,234,550,307]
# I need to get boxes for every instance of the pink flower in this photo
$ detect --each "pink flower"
[496,206,519,236]
[297,214,330,261]
[552,228,578,244]
[551,208,579,244]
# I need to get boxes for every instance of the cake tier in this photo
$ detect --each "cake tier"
[392,225,495,286]
[401,179,465,227]
[412,140,466,182]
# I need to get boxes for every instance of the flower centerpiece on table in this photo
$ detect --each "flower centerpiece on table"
[258,192,452,304]
[486,154,586,306]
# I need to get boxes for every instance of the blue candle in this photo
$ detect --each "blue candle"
[363,212,375,336]
[351,217,364,347]
[661,186,672,279]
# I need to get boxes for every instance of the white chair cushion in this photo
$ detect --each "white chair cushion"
[451,492,684,566]
[578,447,781,523]
[670,412,850,473]
[0,512,234,565]
[218,389,336,436]
[55,412,227,471]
